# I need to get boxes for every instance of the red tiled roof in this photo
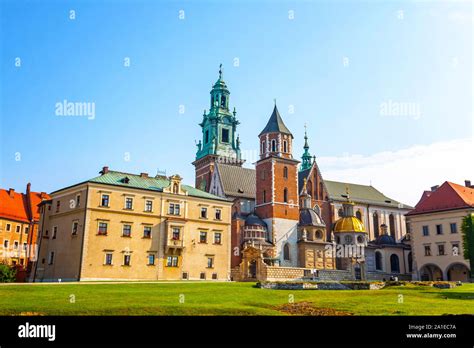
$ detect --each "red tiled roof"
[407,181,474,216]
[0,186,51,223]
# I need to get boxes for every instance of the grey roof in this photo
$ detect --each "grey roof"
[299,208,326,227]
[245,213,267,228]
[217,163,256,199]
[298,168,311,194]
[259,105,293,137]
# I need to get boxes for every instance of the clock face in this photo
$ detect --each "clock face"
[344,235,353,244]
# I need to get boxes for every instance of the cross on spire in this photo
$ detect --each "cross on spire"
[219,63,223,79]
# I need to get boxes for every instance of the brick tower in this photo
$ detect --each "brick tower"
[255,104,300,266]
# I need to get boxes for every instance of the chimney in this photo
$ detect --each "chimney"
[8,188,15,198]
[140,172,149,178]
[40,192,48,199]
[26,182,31,195]
[465,180,471,188]
[100,166,109,175]
[431,185,439,192]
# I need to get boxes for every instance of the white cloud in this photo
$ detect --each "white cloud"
[318,138,474,207]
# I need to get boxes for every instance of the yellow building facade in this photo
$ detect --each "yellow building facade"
[33,168,232,282]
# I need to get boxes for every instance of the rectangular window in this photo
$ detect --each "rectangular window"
[166,256,179,267]
[436,224,443,235]
[168,203,181,215]
[24,227,29,234]
[452,243,460,256]
[3,240,8,248]
[105,253,113,265]
[122,224,132,237]
[201,207,207,219]
[48,251,55,265]
[222,128,229,143]
[212,273,218,280]
[207,257,214,268]
[199,231,207,243]
[424,245,431,256]
[125,197,133,210]
[6,224,11,232]
[215,209,222,220]
[123,254,131,266]
[438,244,445,256]
[182,272,188,280]
[148,254,155,265]
[143,226,152,238]
[13,241,19,249]
[76,195,81,207]
[72,221,79,235]
[422,226,429,236]
[450,223,457,234]
[56,200,60,213]
[101,194,110,207]
[200,272,206,279]
[15,225,20,233]
[205,130,209,144]
[52,226,57,239]
[145,200,153,212]
[23,243,27,251]
[98,222,108,235]
[172,227,180,240]
[214,232,222,244]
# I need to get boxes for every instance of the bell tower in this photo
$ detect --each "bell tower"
[193,65,244,192]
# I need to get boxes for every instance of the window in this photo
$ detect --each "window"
[450,223,457,234]
[436,224,443,235]
[375,251,383,271]
[221,95,226,108]
[373,213,379,238]
[52,226,57,239]
[182,272,188,279]
[122,225,132,237]
[212,273,218,280]
[283,243,290,260]
[424,245,431,256]
[221,128,229,143]
[201,207,208,219]
[23,242,27,251]
[438,244,445,256]
[168,203,180,215]
[13,241,19,249]
[389,214,396,238]
[72,221,78,235]
[76,195,81,207]
[101,194,110,207]
[200,231,207,243]
[261,141,265,154]
[98,222,108,235]
[15,225,20,233]
[172,227,180,240]
[148,254,155,265]
[24,227,29,234]
[408,252,413,273]
[338,208,344,217]
[145,200,153,212]
[143,226,152,238]
[6,224,11,232]
[390,254,400,273]
[214,232,222,244]
[48,251,55,265]
[205,130,209,144]
[123,254,131,266]
[263,190,266,203]
[271,139,276,152]
[344,235,353,244]
[56,200,60,213]
[3,240,8,248]
[166,256,179,267]
[452,243,460,256]
[125,197,133,210]
[200,272,206,279]
[283,166,288,179]
[105,253,113,265]
[357,235,364,244]
[422,225,429,236]
[283,188,288,203]
[356,211,362,221]
[207,257,214,268]
[215,209,222,220]
[283,140,287,153]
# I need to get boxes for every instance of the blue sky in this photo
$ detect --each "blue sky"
[1,0,472,205]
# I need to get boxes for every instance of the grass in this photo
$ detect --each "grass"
[0,282,473,316]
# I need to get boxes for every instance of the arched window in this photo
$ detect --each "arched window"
[408,252,413,273]
[373,212,380,238]
[263,190,266,203]
[221,95,226,107]
[283,188,288,203]
[375,251,383,271]
[356,210,362,221]
[390,254,400,273]
[319,182,324,200]
[389,213,396,239]
[283,243,290,260]
[283,166,288,179]
[307,179,313,197]
[271,139,276,152]
[261,141,265,154]
[173,183,179,194]
[283,140,287,153]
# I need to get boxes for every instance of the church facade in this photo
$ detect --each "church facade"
[193,67,413,281]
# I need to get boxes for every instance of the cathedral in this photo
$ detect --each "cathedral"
[193,67,413,281]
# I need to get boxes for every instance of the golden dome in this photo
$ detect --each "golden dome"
[333,216,367,233]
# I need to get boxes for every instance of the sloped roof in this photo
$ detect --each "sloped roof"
[324,180,412,209]
[0,188,50,223]
[406,181,474,216]
[259,105,293,137]
[216,164,256,199]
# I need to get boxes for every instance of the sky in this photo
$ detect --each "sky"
[0,0,472,206]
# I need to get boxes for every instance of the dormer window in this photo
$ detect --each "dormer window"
[122,177,130,184]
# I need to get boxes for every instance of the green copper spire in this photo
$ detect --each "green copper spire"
[196,65,242,163]
[300,125,313,171]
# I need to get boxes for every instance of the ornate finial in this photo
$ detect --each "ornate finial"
[304,124,309,149]
[345,185,351,201]
[219,64,222,79]
[203,109,206,116]
[274,98,277,106]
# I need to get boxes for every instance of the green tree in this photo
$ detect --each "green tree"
[461,213,474,279]
[0,263,16,283]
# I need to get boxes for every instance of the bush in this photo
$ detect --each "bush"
[0,263,17,283]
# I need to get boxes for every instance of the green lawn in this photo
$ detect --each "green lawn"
[0,282,473,316]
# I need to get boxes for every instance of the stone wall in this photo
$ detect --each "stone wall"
[366,272,411,281]
[265,266,310,281]
[316,269,354,281]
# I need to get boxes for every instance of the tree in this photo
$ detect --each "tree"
[461,213,474,279]
[0,263,16,283]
